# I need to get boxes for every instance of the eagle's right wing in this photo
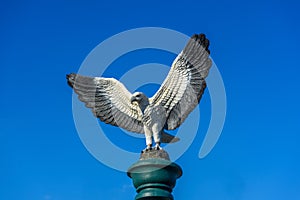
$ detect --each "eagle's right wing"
[67,73,144,134]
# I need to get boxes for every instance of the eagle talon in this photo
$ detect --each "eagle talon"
[142,146,152,153]
[154,147,161,150]
[154,143,162,150]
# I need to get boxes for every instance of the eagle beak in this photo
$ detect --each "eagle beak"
[130,96,137,104]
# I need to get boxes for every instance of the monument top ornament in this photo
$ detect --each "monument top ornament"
[67,33,212,153]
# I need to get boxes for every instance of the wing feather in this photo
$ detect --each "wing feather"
[150,34,212,130]
[67,73,144,133]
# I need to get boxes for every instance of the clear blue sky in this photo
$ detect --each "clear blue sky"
[1,0,300,199]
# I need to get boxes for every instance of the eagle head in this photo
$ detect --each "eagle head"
[130,92,149,111]
[130,92,147,103]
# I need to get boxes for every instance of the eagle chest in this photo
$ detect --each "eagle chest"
[142,104,167,127]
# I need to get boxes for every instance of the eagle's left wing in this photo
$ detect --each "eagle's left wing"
[67,73,144,133]
[150,34,212,130]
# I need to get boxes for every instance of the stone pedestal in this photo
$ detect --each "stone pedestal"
[127,149,182,200]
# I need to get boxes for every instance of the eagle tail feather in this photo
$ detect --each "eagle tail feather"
[161,130,180,143]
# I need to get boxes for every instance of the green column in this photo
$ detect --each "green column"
[127,149,182,200]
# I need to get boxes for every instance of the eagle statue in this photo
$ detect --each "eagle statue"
[67,33,212,152]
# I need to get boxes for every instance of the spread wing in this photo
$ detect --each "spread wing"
[150,34,212,130]
[67,73,144,133]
